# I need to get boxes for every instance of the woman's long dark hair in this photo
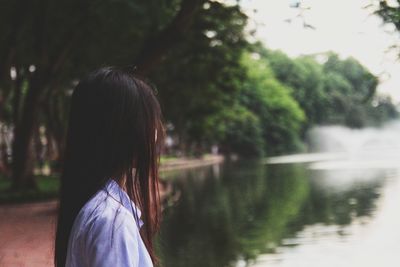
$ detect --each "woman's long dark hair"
[55,67,165,266]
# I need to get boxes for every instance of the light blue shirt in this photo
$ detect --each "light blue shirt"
[65,179,153,267]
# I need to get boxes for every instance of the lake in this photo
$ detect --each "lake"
[1,126,398,267]
[157,125,400,267]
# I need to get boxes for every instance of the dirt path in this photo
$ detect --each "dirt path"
[0,201,57,267]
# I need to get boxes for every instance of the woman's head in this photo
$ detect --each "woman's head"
[55,66,164,266]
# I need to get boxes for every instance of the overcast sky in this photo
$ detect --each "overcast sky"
[241,0,400,102]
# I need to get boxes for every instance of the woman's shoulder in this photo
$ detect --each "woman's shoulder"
[72,180,143,242]
[70,190,141,267]
[79,188,135,227]
[72,189,138,247]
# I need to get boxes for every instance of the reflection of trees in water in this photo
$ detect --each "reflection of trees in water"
[157,161,310,267]
[157,162,384,267]
[290,171,383,230]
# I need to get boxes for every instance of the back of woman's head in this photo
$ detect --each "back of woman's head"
[55,66,164,266]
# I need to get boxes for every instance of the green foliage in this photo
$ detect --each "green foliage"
[152,2,249,146]
[321,53,387,127]
[323,53,378,102]
[1,0,398,168]
[259,49,327,126]
[240,53,305,154]
[375,1,400,36]
[262,47,397,129]
[0,174,59,203]
[204,105,265,157]
[366,95,400,124]
[152,7,397,157]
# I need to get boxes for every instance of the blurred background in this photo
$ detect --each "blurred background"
[1,0,400,266]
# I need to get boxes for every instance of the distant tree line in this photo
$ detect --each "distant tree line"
[152,2,398,158]
[0,0,398,191]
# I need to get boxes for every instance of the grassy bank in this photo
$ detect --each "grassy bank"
[0,174,60,204]
[0,154,223,204]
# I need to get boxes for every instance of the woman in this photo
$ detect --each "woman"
[55,67,165,267]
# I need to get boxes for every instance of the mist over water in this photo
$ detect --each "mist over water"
[249,122,400,267]
[268,121,400,170]
[308,122,400,170]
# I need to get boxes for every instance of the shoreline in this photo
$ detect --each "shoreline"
[160,154,224,172]
[0,154,224,206]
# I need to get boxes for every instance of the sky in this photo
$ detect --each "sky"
[240,0,400,102]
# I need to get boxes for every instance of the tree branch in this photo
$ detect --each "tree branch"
[134,0,205,75]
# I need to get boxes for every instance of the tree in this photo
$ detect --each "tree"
[374,1,400,37]
[240,52,305,155]
[203,104,265,157]
[322,53,381,127]
[0,0,205,190]
[323,53,378,103]
[261,47,392,129]
[152,1,250,153]
[262,49,327,126]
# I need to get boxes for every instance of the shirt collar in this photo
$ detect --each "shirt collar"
[103,179,144,228]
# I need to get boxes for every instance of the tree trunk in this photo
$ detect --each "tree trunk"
[11,78,43,190]
[12,67,23,125]
[0,123,11,175]
[42,94,66,174]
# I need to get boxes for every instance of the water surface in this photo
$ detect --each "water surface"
[157,125,400,267]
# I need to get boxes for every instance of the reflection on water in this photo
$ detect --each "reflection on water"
[157,125,400,267]
[157,161,396,267]
[251,170,400,267]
